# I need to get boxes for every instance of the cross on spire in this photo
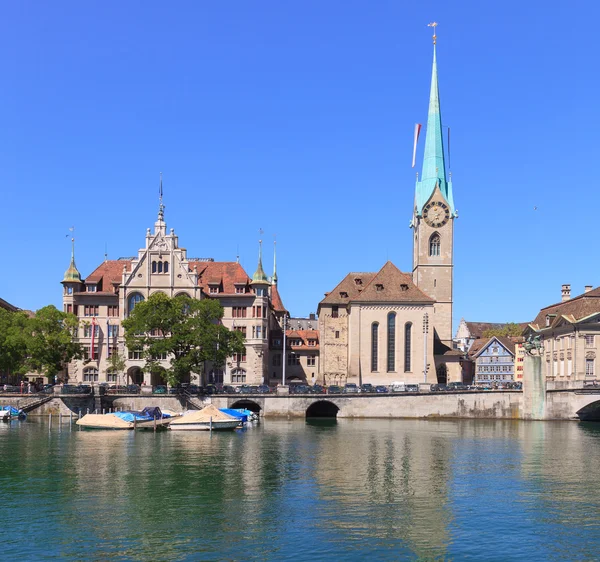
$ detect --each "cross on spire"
[427,21,438,45]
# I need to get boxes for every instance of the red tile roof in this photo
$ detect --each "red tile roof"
[190,261,251,295]
[85,260,132,291]
[531,287,600,328]
[270,284,287,313]
[286,329,320,350]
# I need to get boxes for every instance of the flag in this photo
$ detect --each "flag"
[91,317,96,360]
[107,318,110,357]
[412,124,422,168]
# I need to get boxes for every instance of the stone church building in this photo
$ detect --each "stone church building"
[318,38,462,387]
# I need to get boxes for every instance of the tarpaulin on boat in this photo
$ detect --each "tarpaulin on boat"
[113,411,153,423]
[1,406,22,416]
[219,408,248,422]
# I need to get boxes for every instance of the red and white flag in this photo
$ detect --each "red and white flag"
[412,123,422,168]
[91,317,96,360]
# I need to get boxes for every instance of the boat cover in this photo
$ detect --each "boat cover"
[140,406,165,418]
[113,411,154,422]
[1,406,23,416]
[219,408,248,422]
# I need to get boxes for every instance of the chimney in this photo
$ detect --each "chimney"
[309,313,316,320]
[585,285,593,293]
[561,284,571,302]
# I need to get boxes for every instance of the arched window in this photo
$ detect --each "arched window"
[404,323,412,372]
[163,261,169,273]
[128,293,145,314]
[429,233,441,257]
[231,368,246,384]
[151,261,157,273]
[371,323,379,372]
[387,312,396,372]
[157,261,163,273]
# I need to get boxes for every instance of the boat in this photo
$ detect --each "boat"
[76,406,175,430]
[169,404,241,431]
[219,408,259,424]
[0,406,26,421]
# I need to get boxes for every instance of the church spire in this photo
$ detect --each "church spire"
[62,235,82,283]
[272,238,278,285]
[414,25,455,217]
[158,172,165,222]
[251,234,269,284]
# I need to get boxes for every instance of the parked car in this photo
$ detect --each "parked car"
[291,385,311,394]
[360,384,375,393]
[375,385,389,393]
[153,385,167,394]
[405,384,419,392]
[446,382,467,391]
[312,384,327,394]
[204,384,218,395]
[126,384,141,394]
[390,382,406,392]
[344,383,359,394]
[239,385,253,394]
[328,385,342,394]
[222,385,237,394]
[430,384,447,392]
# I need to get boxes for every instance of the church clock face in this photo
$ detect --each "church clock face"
[423,201,450,228]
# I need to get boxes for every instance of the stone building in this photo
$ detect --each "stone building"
[61,199,283,387]
[318,36,462,387]
[524,284,600,382]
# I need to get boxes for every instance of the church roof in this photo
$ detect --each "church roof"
[319,262,433,307]
[191,261,251,295]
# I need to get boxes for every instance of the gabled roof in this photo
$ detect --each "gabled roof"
[191,261,251,295]
[0,297,19,312]
[463,321,529,339]
[270,284,287,313]
[319,261,432,307]
[469,336,516,359]
[86,260,132,290]
[531,287,600,329]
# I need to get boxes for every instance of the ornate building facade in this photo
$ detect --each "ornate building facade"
[61,201,286,386]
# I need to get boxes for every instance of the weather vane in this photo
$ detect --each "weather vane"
[259,227,264,243]
[427,22,438,45]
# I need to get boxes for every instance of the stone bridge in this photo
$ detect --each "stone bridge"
[2,388,600,421]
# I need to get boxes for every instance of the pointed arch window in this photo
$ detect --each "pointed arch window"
[151,261,157,273]
[157,261,163,273]
[387,312,396,372]
[429,233,441,257]
[128,293,145,315]
[404,323,412,372]
[163,261,169,273]
[371,323,379,372]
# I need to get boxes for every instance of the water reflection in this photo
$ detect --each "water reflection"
[0,419,599,560]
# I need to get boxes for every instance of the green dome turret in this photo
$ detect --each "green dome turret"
[251,239,269,285]
[62,238,82,283]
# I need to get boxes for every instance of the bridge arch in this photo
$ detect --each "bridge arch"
[576,399,600,421]
[231,399,261,414]
[306,400,339,419]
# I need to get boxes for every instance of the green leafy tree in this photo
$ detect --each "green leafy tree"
[24,305,83,380]
[105,351,127,379]
[0,309,30,377]
[122,293,245,386]
[482,323,523,338]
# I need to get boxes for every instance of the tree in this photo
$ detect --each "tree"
[122,293,245,386]
[24,305,83,380]
[482,323,523,338]
[105,351,126,380]
[0,309,30,378]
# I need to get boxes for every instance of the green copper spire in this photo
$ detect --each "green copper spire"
[414,39,455,216]
[272,239,278,285]
[252,238,269,284]
[62,237,82,283]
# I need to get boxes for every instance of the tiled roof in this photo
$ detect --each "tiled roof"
[286,329,319,351]
[319,261,433,307]
[531,288,600,328]
[191,261,251,295]
[0,297,19,312]
[85,260,132,290]
[270,284,287,313]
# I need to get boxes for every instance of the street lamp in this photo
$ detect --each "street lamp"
[282,315,288,386]
[423,313,429,383]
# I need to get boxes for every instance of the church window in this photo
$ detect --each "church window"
[429,234,441,257]
[371,323,379,372]
[404,323,412,372]
[127,293,144,314]
[152,261,157,273]
[387,312,396,372]
[157,261,163,273]
[163,261,169,273]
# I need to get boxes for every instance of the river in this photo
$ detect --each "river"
[1,418,599,561]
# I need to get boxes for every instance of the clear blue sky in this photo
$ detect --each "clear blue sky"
[2,1,599,330]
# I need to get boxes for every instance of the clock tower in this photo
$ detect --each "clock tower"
[411,33,456,345]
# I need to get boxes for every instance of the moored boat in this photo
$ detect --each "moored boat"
[169,404,240,431]
[76,406,175,430]
[0,406,26,421]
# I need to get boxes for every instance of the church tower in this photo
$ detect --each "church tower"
[411,27,456,345]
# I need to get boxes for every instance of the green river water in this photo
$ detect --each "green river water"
[1,418,599,561]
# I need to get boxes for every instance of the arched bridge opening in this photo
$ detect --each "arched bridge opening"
[576,400,600,421]
[231,400,261,414]
[306,400,340,419]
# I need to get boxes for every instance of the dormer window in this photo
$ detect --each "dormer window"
[376,284,384,292]
[340,291,348,298]
[307,339,317,347]
[87,285,97,293]
[400,284,408,292]
[354,278,362,285]
[235,286,246,294]
[545,315,551,327]
[290,339,302,346]
[209,285,219,294]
